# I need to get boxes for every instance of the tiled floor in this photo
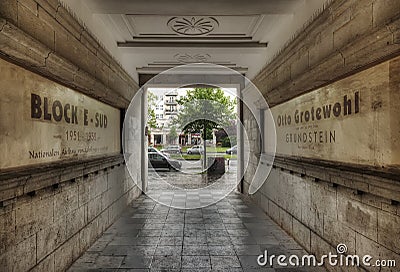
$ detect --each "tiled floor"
[68,192,327,271]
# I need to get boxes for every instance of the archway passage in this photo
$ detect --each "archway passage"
[1,0,400,271]
[133,70,247,209]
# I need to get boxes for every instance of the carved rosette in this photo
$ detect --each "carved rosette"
[167,17,219,36]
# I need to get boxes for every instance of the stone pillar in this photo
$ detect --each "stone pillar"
[212,129,217,145]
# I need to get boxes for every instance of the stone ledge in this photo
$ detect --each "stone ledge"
[0,154,125,203]
[0,19,130,108]
[269,18,400,105]
[0,20,50,67]
[271,154,400,202]
[0,0,140,107]
[0,175,139,272]
[253,1,400,107]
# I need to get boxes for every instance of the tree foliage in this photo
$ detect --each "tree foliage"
[168,125,178,144]
[147,91,157,130]
[174,88,235,136]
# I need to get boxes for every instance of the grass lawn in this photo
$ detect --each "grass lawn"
[181,146,230,153]
[207,146,230,153]
[152,145,231,154]
[170,154,237,160]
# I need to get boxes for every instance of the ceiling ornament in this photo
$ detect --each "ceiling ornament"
[174,53,211,63]
[167,17,219,36]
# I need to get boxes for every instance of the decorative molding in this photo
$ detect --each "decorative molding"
[272,155,400,201]
[121,14,138,37]
[249,15,265,37]
[117,41,267,48]
[167,16,219,36]
[0,20,132,108]
[0,154,124,202]
[253,0,400,107]
[174,53,211,63]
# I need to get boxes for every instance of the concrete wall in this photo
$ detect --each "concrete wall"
[246,162,400,272]
[252,0,400,107]
[0,0,139,109]
[244,0,400,271]
[0,0,141,271]
[0,157,141,271]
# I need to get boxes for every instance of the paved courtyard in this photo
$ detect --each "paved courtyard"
[144,159,238,209]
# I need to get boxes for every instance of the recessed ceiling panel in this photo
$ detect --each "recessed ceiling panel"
[123,15,262,38]
[62,0,327,81]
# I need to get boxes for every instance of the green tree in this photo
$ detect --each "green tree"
[147,91,157,144]
[168,125,178,144]
[174,87,236,169]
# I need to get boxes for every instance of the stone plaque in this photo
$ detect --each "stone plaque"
[265,56,400,168]
[0,59,121,170]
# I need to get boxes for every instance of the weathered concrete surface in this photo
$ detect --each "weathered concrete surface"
[243,81,400,271]
[0,160,141,271]
[0,1,142,271]
[246,167,400,272]
[243,1,400,271]
[267,55,400,169]
[0,0,139,109]
[0,58,122,170]
[252,0,400,107]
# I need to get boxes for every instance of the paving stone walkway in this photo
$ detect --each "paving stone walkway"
[145,160,238,209]
[68,192,327,271]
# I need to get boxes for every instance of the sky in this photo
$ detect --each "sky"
[148,87,237,105]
